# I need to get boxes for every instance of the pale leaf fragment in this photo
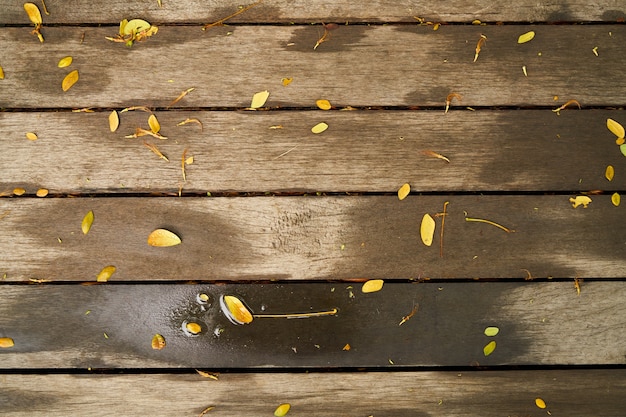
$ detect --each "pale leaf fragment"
[96,265,116,282]
[605,165,614,181]
[81,210,94,234]
[420,213,436,247]
[361,279,384,293]
[148,114,160,133]
[58,56,73,68]
[569,196,591,208]
[26,132,38,141]
[311,122,328,134]
[483,340,496,356]
[0,337,14,348]
[147,229,181,247]
[398,183,410,200]
[484,326,499,337]
[62,69,79,92]
[621,144,626,157]
[612,192,620,207]
[607,118,625,139]
[316,99,332,110]
[195,370,219,380]
[274,403,291,417]
[251,90,270,109]
[517,31,535,44]
[151,333,166,350]
[108,110,119,132]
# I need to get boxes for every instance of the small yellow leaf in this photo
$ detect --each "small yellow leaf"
[122,19,152,36]
[185,156,194,165]
[483,340,496,356]
[316,99,332,110]
[311,122,328,134]
[517,31,535,44]
[618,137,625,146]
[621,144,626,157]
[250,90,270,108]
[607,118,625,139]
[36,188,48,197]
[151,333,166,350]
[13,188,26,196]
[0,337,15,348]
[612,192,620,207]
[58,56,73,68]
[96,265,116,282]
[398,183,410,200]
[185,322,202,335]
[281,77,293,86]
[342,343,351,351]
[220,295,254,325]
[484,326,499,337]
[420,213,436,247]
[605,165,614,181]
[569,196,592,208]
[23,3,42,25]
[26,132,38,141]
[535,398,547,409]
[109,110,119,132]
[81,210,94,235]
[362,279,384,293]
[147,229,181,247]
[62,70,79,92]
[148,114,160,133]
[0,65,4,80]
[274,403,291,417]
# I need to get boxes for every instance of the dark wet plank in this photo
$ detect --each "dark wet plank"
[1,195,624,282]
[1,110,625,194]
[0,282,624,368]
[2,370,626,416]
[2,0,624,24]
[2,25,625,108]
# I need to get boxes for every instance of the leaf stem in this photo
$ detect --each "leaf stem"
[465,216,514,233]
[253,308,338,319]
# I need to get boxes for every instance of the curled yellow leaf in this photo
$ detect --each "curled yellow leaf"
[0,337,15,348]
[517,31,535,44]
[58,56,73,68]
[250,90,270,108]
[311,122,328,134]
[607,118,625,139]
[420,213,436,247]
[274,403,291,417]
[220,295,254,325]
[81,210,94,235]
[397,183,410,200]
[148,114,160,133]
[483,340,496,356]
[96,265,116,282]
[362,279,384,293]
[605,165,614,181]
[147,229,181,247]
[316,99,332,110]
[612,192,620,207]
[151,333,166,350]
[109,110,119,132]
[62,70,79,92]
[23,3,42,25]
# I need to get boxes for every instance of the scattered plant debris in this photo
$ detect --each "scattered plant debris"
[473,34,487,62]
[203,0,264,30]
[569,196,591,208]
[24,3,44,42]
[106,19,158,47]
[96,265,116,282]
[397,183,410,200]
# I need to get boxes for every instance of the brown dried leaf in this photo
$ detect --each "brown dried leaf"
[62,70,79,92]
[167,87,194,108]
[96,265,116,282]
[147,229,181,247]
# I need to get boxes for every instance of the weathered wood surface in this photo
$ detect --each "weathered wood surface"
[2,25,626,108]
[2,370,626,416]
[1,110,625,193]
[1,282,625,368]
[2,0,625,24]
[1,196,624,281]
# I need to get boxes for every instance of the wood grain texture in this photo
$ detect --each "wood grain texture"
[2,370,626,416]
[1,110,625,194]
[2,25,626,108]
[0,282,625,368]
[0,195,624,281]
[1,0,625,24]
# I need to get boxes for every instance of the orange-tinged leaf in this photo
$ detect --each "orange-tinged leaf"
[274,403,291,417]
[151,333,166,350]
[311,122,328,134]
[605,165,614,181]
[607,118,625,139]
[109,110,119,132]
[25,132,38,141]
[24,2,42,25]
[535,398,547,409]
[62,70,79,92]
[0,337,14,348]
[316,99,332,110]
[250,90,270,108]
[362,279,384,293]
[220,295,254,325]
[397,183,410,200]
[148,114,160,133]
[281,77,293,86]
[81,210,94,234]
[147,229,181,247]
[420,213,436,246]
[96,265,116,282]
[483,340,496,356]
[36,188,48,197]
[57,56,73,68]
[612,192,620,207]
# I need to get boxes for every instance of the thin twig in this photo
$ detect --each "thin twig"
[465,216,515,233]
[202,0,264,30]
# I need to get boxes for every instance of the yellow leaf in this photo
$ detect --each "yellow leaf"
[96,265,116,282]
[342,343,351,351]
[185,156,194,165]
[185,322,202,335]
[569,196,592,208]
[220,295,254,325]
[607,118,625,139]
[483,340,496,356]
[81,210,94,235]
[535,398,547,409]
[0,65,4,80]
[398,183,410,200]
[119,19,128,36]
[250,90,270,108]
[0,337,14,348]
[484,326,499,336]
[618,137,625,146]
[612,192,620,207]
[605,165,614,181]
[147,229,181,247]
[25,132,38,141]
[62,70,79,92]
[362,279,384,293]
[23,3,42,25]
[281,77,293,86]
[13,188,26,196]
[58,56,73,68]
[148,114,160,133]
[420,213,436,246]
[151,334,166,350]
[36,188,48,197]
[109,110,119,132]
[316,99,332,110]
[517,31,535,44]
[274,403,291,417]
[311,122,328,134]
[122,19,152,36]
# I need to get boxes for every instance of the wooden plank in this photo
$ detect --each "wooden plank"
[0,282,624,368]
[1,110,625,194]
[1,195,624,281]
[1,370,626,416]
[2,25,626,108]
[2,0,625,24]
